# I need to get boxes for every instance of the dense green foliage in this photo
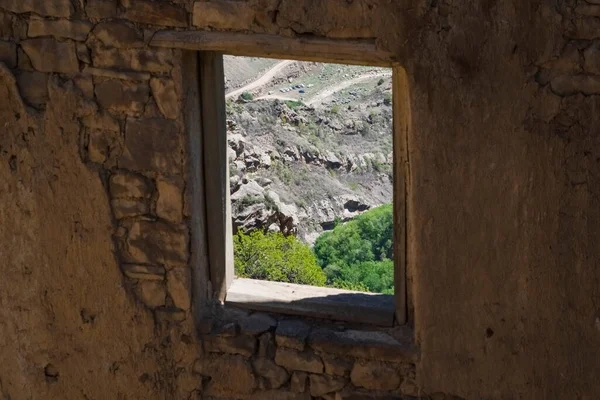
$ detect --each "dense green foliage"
[240,91,254,101]
[233,230,326,286]
[233,204,393,294]
[314,204,394,294]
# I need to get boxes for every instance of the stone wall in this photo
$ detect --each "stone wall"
[0,0,599,399]
[196,308,418,399]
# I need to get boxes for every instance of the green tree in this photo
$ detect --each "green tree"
[314,204,393,293]
[234,230,326,286]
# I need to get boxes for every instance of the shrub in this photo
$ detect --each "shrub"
[331,104,340,114]
[234,230,326,286]
[240,91,254,101]
[240,194,262,208]
[284,100,304,110]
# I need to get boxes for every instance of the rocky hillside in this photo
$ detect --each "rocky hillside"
[225,58,393,244]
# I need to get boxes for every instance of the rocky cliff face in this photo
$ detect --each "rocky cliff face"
[225,76,393,243]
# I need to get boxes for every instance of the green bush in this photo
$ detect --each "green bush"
[240,194,262,208]
[284,100,304,110]
[234,230,326,286]
[240,91,254,101]
[314,204,393,293]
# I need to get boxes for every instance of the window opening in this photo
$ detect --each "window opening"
[222,56,395,306]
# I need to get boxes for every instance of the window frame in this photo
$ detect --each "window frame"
[174,32,410,326]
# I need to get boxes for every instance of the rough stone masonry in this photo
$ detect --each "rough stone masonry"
[0,0,599,399]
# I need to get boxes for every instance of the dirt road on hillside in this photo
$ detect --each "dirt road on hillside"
[306,72,392,105]
[225,60,295,99]
[230,60,391,105]
[255,71,392,105]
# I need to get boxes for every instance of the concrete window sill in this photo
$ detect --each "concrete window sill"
[225,278,396,327]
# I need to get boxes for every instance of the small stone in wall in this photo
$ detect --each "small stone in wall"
[276,319,311,350]
[204,334,257,357]
[150,78,180,120]
[111,198,149,219]
[350,360,400,391]
[290,371,308,393]
[76,44,91,64]
[0,10,14,38]
[91,45,173,73]
[584,42,600,75]
[274,347,323,374]
[110,172,154,200]
[241,312,277,336]
[92,21,144,48]
[212,320,240,337]
[122,0,188,27]
[95,78,149,116]
[28,19,92,41]
[120,118,182,174]
[323,355,353,377]
[309,328,417,362]
[84,66,150,81]
[88,128,121,166]
[81,111,120,131]
[17,47,33,70]
[550,74,600,96]
[257,332,277,359]
[576,4,600,17]
[192,0,255,30]
[253,357,289,389]
[156,177,184,223]
[309,374,346,397]
[141,97,163,119]
[0,0,74,18]
[166,267,191,310]
[44,363,59,381]
[121,264,165,281]
[0,40,16,68]
[134,280,166,308]
[566,17,600,41]
[85,0,117,20]
[123,220,189,267]
[21,38,79,73]
[72,74,95,99]
[154,306,186,322]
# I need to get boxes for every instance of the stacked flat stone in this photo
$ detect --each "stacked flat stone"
[195,310,419,399]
